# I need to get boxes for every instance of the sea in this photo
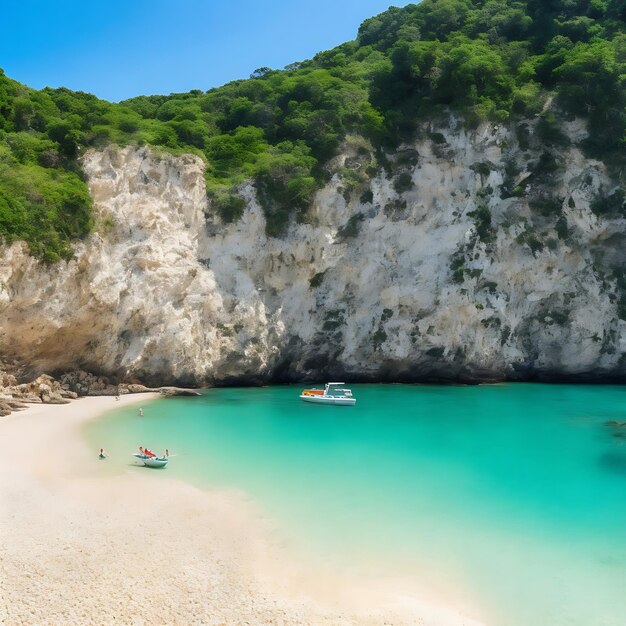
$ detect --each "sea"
[85,383,626,625]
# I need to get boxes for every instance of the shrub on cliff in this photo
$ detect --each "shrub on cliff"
[0,0,624,256]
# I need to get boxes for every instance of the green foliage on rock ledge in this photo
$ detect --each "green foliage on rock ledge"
[1,0,625,258]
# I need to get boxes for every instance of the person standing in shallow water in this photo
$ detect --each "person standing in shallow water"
[99,448,107,459]
[138,408,144,416]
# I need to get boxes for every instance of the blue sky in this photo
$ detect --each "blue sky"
[1,0,412,102]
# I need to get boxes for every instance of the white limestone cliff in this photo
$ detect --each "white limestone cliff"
[1,117,625,385]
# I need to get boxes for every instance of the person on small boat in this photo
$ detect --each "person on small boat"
[144,447,156,457]
[138,446,144,455]
[99,448,107,459]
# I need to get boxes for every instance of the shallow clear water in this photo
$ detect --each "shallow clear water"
[86,384,626,625]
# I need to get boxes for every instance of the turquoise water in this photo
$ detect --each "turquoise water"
[86,384,626,625]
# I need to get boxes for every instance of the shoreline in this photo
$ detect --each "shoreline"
[0,393,486,625]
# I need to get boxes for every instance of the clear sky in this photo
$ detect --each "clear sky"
[1,0,412,103]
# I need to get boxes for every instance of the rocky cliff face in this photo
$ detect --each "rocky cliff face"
[1,116,625,385]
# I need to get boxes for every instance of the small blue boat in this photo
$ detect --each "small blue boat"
[132,453,168,468]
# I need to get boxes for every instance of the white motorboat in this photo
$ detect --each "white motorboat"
[133,453,169,468]
[300,382,356,406]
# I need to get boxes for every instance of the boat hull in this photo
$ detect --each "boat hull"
[299,395,356,406]
[143,457,168,468]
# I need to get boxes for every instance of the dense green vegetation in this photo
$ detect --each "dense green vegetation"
[0,0,624,259]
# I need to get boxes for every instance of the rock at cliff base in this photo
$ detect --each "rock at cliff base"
[159,387,202,397]
[123,384,154,394]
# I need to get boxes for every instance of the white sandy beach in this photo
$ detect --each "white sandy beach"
[0,394,485,626]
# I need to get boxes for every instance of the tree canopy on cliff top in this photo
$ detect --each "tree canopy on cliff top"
[0,0,624,260]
